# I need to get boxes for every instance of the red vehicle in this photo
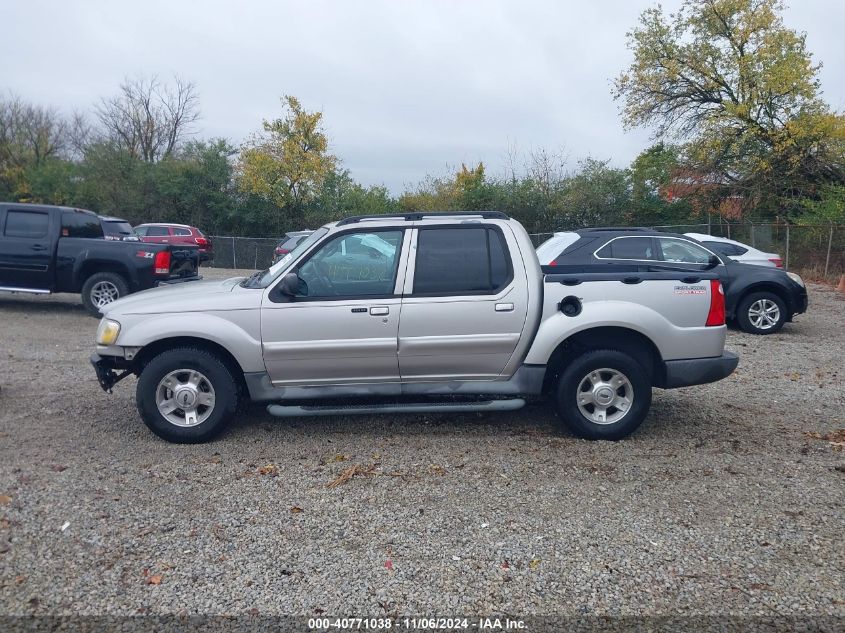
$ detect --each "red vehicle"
[135,223,213,263]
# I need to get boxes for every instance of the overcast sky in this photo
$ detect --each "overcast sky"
[3,0,844,192]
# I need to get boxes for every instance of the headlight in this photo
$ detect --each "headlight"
[96,319,121,345]
[786,272,805,287]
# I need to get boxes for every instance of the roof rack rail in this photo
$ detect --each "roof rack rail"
[336,211,509,226]
[578,226,652,233]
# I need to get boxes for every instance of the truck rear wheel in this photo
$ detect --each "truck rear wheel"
[81,272,128,316]
[554,349,651,440]
[136,347,239,443]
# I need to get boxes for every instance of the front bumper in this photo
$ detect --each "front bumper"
[794,287,808,316]
[659,351,739,389]
[90,353,134,393]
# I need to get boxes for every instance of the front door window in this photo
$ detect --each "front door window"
[296,230,403,298]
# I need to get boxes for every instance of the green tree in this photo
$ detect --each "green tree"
[614,0,845,217]
[553,159,631,229]
[630,143,694,225]
[799,184,845,224]
[308,168,398,225]
[237,96,336,228]
[156,139,237,232]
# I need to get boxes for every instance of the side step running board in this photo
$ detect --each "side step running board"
[267,399,526,418]
[0,286,51,295]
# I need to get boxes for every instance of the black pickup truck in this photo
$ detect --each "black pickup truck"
[0,203,200,315]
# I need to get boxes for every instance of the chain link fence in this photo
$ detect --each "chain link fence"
[209,223,845,281]
[208,236,280,270]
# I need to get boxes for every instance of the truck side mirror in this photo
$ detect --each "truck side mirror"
[705,255,720,270]
[279,272,305,297]
[280,272,299,296]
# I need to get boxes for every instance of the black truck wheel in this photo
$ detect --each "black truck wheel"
[554,349,652,440]
[81,272,129,316]
[136,347,239,443]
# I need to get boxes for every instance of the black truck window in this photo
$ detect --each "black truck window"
[61,212,104,239]
[5,210,49,238]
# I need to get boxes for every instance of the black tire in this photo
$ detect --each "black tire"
[554,349,652,441]
[81,272,129,316]
[736,291,787,334]
[136,347,239,443]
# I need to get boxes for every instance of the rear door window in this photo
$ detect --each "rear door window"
[61,212,104,238]
[413,227,512,295]
[172,227,191,236]
[5,210,50,238]
[595,236,655,260]
[146,226,170,236]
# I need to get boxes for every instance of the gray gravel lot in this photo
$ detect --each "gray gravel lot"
[0,270,843,619]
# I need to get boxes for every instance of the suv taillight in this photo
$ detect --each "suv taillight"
[769,258,783,268]
[705,279,725,326]
[154,250,171,275]
[195,237,209,247]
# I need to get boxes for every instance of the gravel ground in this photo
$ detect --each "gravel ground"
[0,270,843,620]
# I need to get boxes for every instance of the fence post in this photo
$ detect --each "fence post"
[824,225,833,278]
[750,222,755,247]
[254,244,258,269]
[232,236,237,269]
[784,224,790,271]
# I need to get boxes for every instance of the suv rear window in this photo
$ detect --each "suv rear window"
[657,237,713,264]
[61,211,103,239]
[172,227,192,236]
[101,220,134,238]
[703,241,747,257]
[145,226,169,236]
[413,227,511,295]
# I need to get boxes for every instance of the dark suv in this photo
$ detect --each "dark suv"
[273,230,313,264]
[538,227,808,334]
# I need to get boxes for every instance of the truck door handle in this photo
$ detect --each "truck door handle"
[370,306,389,316]
[495,303,514,312]
[30,245,47,251]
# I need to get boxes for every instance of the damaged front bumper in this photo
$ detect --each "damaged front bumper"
[90,353,134,393]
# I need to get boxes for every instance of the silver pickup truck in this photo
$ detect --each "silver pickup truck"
[91,212,738,443]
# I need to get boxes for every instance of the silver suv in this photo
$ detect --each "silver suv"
[91,212,738,443]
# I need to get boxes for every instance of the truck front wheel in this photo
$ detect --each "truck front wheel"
[81,272,129,316]
[136,347,239,443]
[554,349,651,440]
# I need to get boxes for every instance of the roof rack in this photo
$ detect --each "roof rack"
[336,211,509,226]
[577,226,653,233]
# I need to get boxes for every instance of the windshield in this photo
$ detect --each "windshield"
[241,227,329,288]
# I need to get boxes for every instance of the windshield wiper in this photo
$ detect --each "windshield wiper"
[240,270,266,288]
